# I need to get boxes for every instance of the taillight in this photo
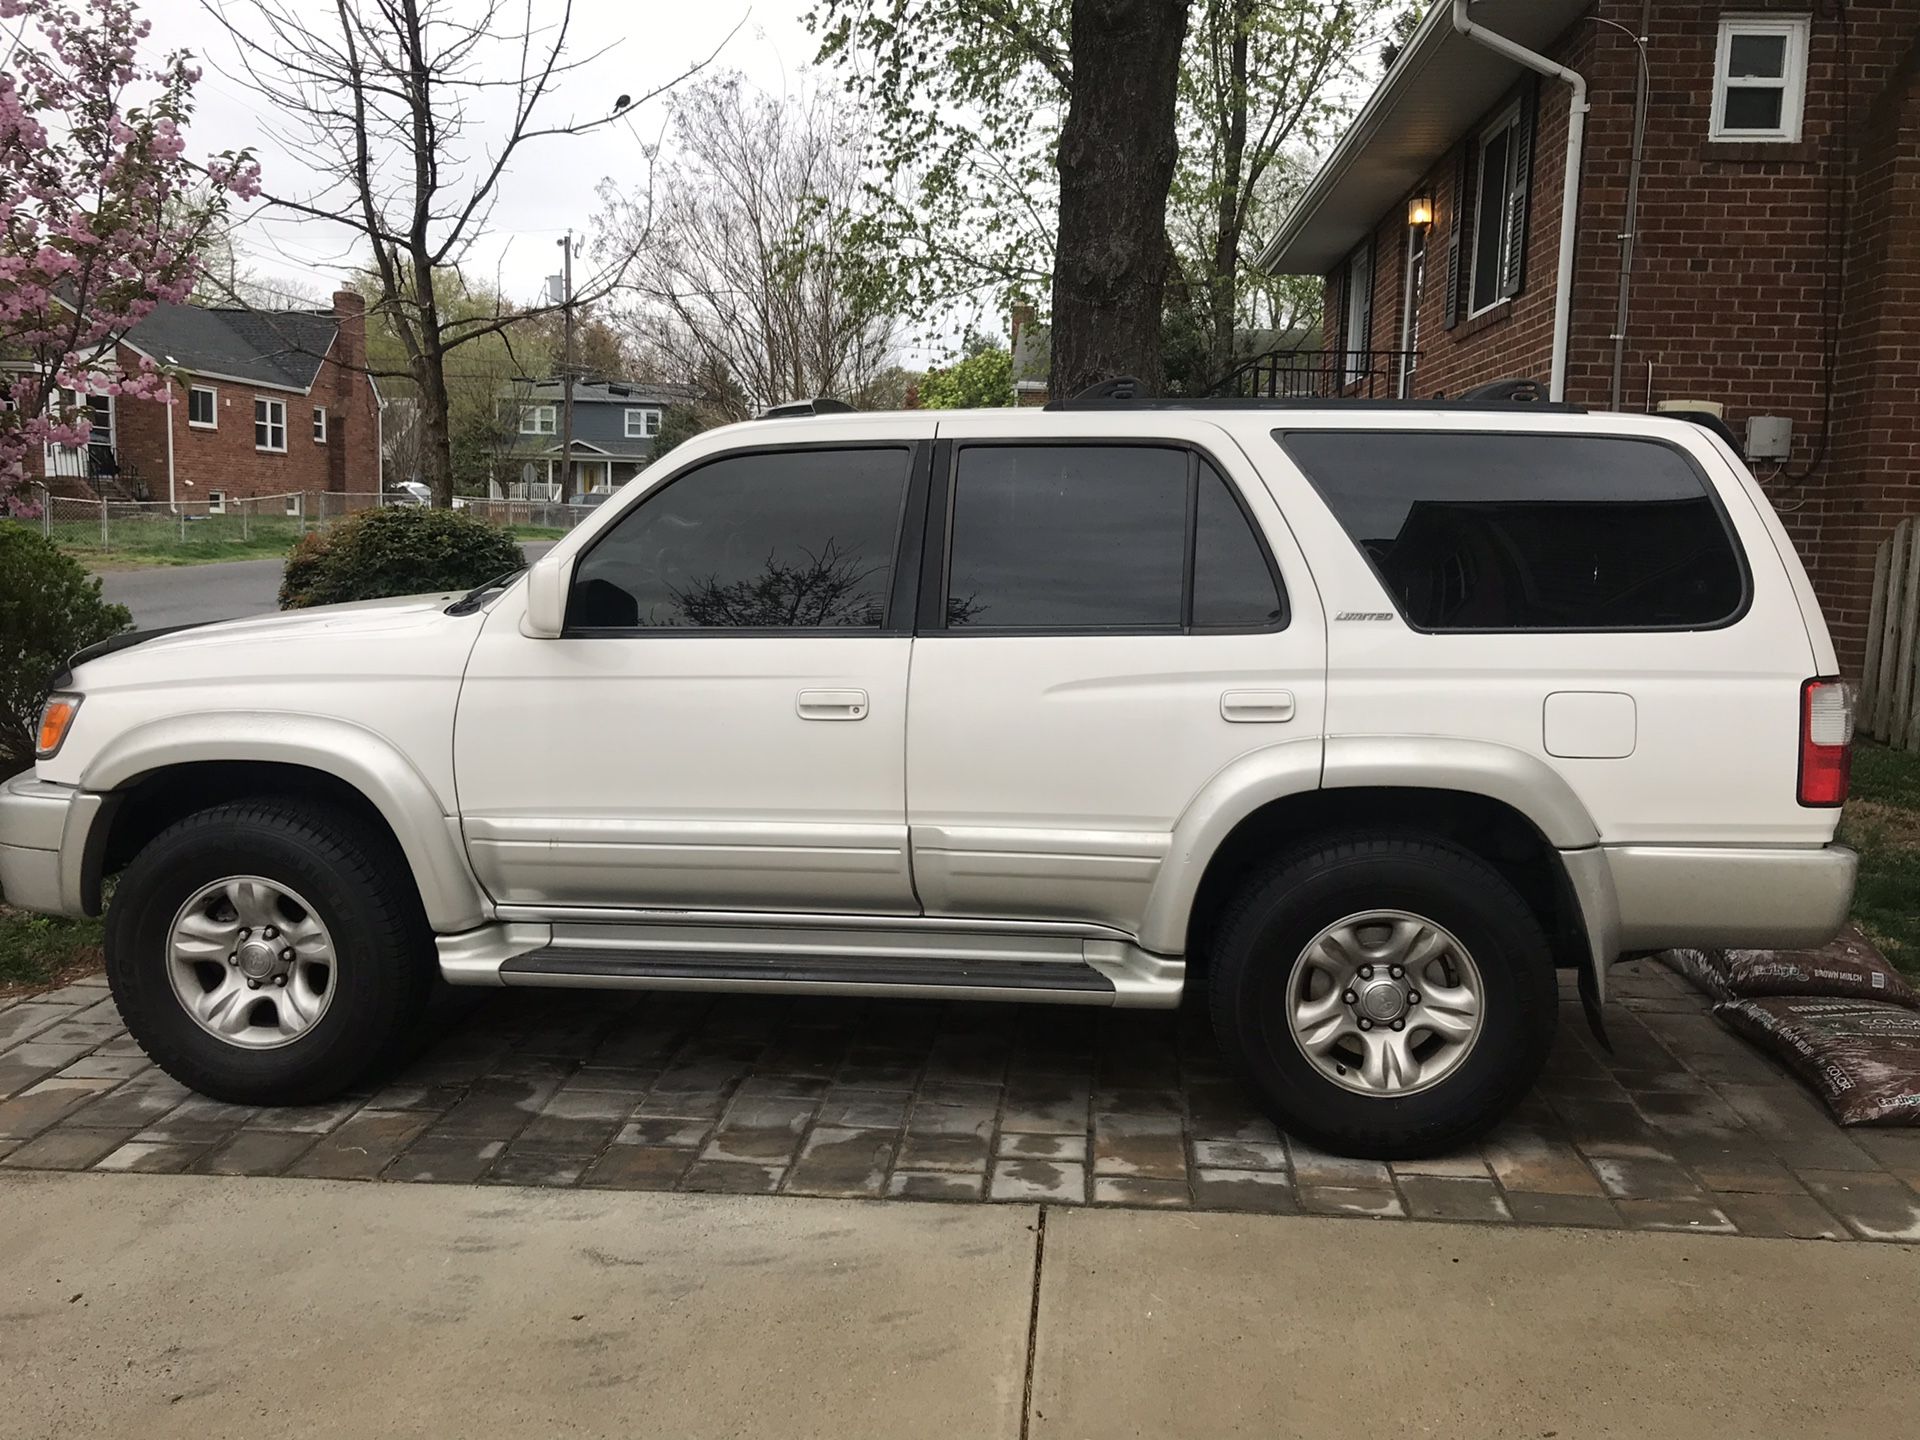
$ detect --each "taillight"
[1797,677,1853,807]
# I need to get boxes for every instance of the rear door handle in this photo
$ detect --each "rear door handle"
[797,688,869,721]
[1220,689,1295,723]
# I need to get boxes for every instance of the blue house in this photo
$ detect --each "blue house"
[496,378,690,499]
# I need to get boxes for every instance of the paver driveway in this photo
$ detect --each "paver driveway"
[3,959,1919,1241]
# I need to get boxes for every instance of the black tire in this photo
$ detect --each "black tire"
[105,798,435,1106]
[1207,831,1556,1159]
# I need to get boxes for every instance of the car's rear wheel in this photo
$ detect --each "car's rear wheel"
[105,799,434,1105]
[1208,832,1557,1159]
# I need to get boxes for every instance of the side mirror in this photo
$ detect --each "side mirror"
[521,552,572,638]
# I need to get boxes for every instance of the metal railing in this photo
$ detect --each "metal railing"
[1219,348,1419,401]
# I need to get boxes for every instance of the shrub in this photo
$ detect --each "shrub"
[0,524,132,778]
[278,506,526,610]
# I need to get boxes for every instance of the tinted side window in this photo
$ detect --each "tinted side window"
[947,446,1187,629]
[1277,431,1747,631]
[1193,460,1285,628]
[569,448,908,630]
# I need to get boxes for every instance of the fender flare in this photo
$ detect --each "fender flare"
[1139,735,1608,975]
[80,711,489,932]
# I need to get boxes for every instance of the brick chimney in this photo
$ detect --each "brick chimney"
[1010,303,1035,355]
[329,288,371,494]
[331,289,368,372]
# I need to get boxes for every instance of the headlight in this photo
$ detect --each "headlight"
[35,693,82,759]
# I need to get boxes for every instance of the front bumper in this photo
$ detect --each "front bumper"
[0,774,103,917]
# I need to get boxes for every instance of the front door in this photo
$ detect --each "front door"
[455,427,931,914]
[905,418,1328,939]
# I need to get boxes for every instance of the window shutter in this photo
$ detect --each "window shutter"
[1499,83,1538,301]
[1442,147,1468,330]
[1333,263,1349,362]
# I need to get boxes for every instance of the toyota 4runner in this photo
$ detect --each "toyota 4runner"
[0,398,1858,1158]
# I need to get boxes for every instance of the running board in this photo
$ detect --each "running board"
[437,918,1184,1008]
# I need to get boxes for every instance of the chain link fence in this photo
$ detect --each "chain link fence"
[22,487,586,556]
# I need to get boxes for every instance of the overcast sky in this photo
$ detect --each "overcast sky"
[149,0,818,311]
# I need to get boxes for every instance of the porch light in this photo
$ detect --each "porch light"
[1407,193,1434,228]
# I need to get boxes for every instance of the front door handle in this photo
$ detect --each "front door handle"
[797,688,869,721]
[1220,689,1295,724]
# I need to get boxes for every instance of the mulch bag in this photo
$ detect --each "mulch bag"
[1715,996,1920,1126]
[1660,930,1919,1009]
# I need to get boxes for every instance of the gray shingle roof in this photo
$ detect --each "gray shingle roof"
[124,305,339,391]
[516,378,694,406]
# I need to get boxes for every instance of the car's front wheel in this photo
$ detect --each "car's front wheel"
[105,799,434,1105]
[1208,832,1557,1159]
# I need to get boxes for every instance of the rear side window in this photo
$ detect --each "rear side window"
[1276,431,1747,631]
[944,445,1286,631]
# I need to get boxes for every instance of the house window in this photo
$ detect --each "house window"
[207,489,226,515]
[188,385,217,428]
[521,404,557,435]
[1711,16,1809,142]
[624,407,662,439]
[1341,247,1372,388]
[254,397,287,452]
[312,407,327,443]
[1469,100,1529,315]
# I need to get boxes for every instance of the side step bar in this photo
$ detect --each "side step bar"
[438,918,1184,1008]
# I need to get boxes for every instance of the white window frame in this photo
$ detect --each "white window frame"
[624,407,662,439]
[1340,248,1371,387]
[187,384,218,429]
[1468,99,1523,318]
[207,489,226,515]
[254,397,288,453]
[1710,15,1810,144]
[521,403,557,435]
[312,406,327,443]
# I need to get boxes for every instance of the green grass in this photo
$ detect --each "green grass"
[68,534,300,569]
[1839,741,1920,977]
[0,904,103,994]
[510,525,567,541]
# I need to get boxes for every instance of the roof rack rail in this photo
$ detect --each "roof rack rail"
[1046,375,1587,414]
[758,396,856,419]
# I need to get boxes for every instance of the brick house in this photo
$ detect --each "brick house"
[1260,0,1920,673]
[41,290,380,507]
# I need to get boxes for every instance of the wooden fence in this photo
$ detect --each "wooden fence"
[1860,517,1920,750]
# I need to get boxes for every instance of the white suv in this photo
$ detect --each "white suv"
[0,399,1857,1157]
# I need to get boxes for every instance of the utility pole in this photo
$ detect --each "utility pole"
[556,230,576,506]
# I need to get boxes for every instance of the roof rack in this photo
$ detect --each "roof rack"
[1046,376,1588,415]
[758,396,856,419]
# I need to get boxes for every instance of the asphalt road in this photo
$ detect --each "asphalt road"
[96,541,557,628]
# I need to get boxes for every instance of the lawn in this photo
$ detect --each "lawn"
[0,904,103,997]
[1838,740,1920,977]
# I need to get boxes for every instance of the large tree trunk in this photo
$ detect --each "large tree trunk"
[1049,0,1190,400]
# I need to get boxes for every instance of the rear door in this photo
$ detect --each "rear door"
[903,416,1327,938]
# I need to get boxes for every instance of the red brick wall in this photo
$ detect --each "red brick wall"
[108,292,380,504]
[1323,1,1920,672]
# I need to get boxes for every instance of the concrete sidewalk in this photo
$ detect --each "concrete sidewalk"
[2,1172,1914,1439]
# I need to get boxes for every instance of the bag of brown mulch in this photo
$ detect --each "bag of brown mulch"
[1660,930,1918,1008]
[1715,996,1920,1126]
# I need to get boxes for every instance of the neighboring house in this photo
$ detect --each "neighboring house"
[495,379,691,499]
[1261,0,1920,673]
[1010,305,1050,406]
[39,290,380,506]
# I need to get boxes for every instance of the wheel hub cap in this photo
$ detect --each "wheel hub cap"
[1282,909,1486,1097]
[165,876,336,1051]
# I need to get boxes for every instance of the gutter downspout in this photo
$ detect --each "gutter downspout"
[1609,0,1653,411]
[165,379,176,512]
[1450,0,1590,403]
[1397,223,1422,398]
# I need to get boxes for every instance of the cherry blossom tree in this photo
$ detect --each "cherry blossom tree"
[0,0,257,512]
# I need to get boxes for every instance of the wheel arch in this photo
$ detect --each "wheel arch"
[80,713,488,932]
[1143,736,1612,1006]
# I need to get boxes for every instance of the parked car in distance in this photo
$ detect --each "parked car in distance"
[0,395,1857,1157]
[386,479,431,506]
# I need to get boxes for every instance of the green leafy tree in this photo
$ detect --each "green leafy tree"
[919,342,1014,409]
[647,405,709,466]
[0,528,131,777]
